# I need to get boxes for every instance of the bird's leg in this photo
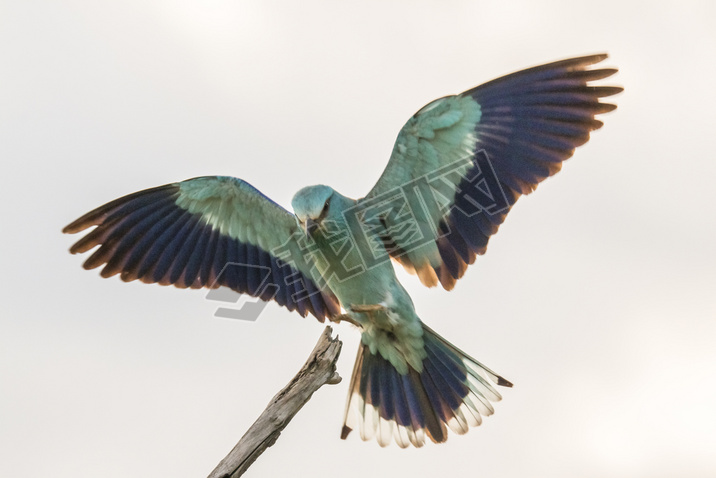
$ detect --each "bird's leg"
[329,303,389,327]
[330,313,361,327]
[327,304,392,329]
[349,304,387,313]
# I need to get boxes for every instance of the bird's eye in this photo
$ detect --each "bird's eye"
[323,198,331,210]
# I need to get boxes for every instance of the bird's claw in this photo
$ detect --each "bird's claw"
[330,313,360,327]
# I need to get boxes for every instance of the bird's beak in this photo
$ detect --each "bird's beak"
[304,218,319,236]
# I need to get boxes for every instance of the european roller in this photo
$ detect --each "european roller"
[64,54,622,447]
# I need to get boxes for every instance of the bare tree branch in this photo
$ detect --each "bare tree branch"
[207,326,343,478]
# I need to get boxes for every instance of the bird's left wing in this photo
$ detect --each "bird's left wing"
[63,176,341,321]
[360,54,622,289]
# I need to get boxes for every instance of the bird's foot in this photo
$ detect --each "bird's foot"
[330,313,361,327]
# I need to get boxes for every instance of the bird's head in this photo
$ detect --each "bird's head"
[291,185,335,236]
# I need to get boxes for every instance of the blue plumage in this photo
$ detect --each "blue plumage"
[420,362,451,422]
[169,217,204,284]
[400,373,425,430]
[345,324,501,445]
[180,222,209,287]
[256,249,273,300]
[369,357,382,411]
[210,232,227,286]
[153,213,195,283]
[121,203,178,276]
[244,244,260,294]
[423,338,468,386]
[221,237,240,290]
[440,221,473,264]
[270,257,288,307]
[390,368,412,428]
[65,182,338,320]
[377,361,395,421]
[64,54,621,448]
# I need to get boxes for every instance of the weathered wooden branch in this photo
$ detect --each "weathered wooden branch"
[207,326,343,478]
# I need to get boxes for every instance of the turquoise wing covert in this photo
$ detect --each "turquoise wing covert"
[361,54,622,290]
[63,176,341,321]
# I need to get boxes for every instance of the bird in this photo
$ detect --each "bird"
[63,54,622,448]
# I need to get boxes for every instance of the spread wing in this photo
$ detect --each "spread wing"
[360,54,622,290]
[63,176,341,321]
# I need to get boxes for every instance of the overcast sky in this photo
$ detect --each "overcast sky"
[2,1,715,477]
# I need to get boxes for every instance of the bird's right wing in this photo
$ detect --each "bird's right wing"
[63,176,341,321]
[360,54,622,290]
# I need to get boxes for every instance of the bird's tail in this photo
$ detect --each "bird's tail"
[341,324,512,447]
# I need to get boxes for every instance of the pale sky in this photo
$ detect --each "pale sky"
[2,1,715,477]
